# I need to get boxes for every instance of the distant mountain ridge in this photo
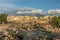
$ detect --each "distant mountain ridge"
[0,8,60,16]
[0,8,43,16]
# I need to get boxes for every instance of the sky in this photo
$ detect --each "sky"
[0,0,60,14]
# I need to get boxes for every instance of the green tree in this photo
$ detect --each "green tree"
[51,16,60,28]
[0,14,8,24]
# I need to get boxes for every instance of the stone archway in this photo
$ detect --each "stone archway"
[46,37,53,40]
[17,36,24,40]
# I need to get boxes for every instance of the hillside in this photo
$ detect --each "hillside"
[0,16,60,40]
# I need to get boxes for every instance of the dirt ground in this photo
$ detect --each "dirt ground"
[0,24,10,31]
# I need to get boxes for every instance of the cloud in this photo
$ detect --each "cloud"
[0,0,18,9]
[17,8,43,14]
[0,2,17,8]
[48,9,60,14]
